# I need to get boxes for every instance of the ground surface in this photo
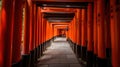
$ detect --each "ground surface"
[36,37,84,67]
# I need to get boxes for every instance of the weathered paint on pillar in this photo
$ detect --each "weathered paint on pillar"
[78,9,82,46]
[71,17,76,43]
[38,7,42,45]
[97,0,107,67]
[104,0,111,50]
[41,16,43,43]
[46,21,50,40]
[31,3,36,51]
[44,19,47,42]
[76,9,80,45]
[97,0,106,59]
[93,0,98,56]
[81,8,87,61]
[41,17,45,43]
[87,3,93,51]
[81,9,87,47]
[93,1,98,66]
[0,0,14,67]
[12,0,23,63]
[76,9,82,58]
[23,0,31,54]
[34,4,37,48]
[29,2,34,51]
[110,0,120,67]
[86,3,94,67]
[36,7,39,47]
[104,1,111,65]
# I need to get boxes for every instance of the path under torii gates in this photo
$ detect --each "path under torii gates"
[0,0,120,67]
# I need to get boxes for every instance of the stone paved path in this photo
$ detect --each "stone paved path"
[36,37,83,67]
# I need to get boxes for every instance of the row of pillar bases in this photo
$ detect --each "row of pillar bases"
[0,0,119,67]
[67,1,112,66]
[12,39,52,67]
[0,0,52,67]
[67,39,111,67]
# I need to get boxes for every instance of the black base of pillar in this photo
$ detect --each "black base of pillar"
[30,50,35,67]
[43,43,46,52]
[22,54,30,67]
[69,40,73,49]
[48,41,51,47]
[46,41,48,48]
[35,48,38,62]
[67,38,73,48]
[39,45,41,57]
[106,48,112,67]
[106,48,111,58]
[97,57,107,67]
[93,54,97,67]
[71,42,73,48]
[12,60,22,67]
[76,45,81,58]
[42,43,44,52]
[81,46,87,61]
[43,43,46,51]
[73,43,77,54]
[40,44,43,56]
[87,51,93,67]
[37,45,41,58]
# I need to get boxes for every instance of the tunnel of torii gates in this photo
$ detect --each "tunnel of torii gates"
[0,0,120,67]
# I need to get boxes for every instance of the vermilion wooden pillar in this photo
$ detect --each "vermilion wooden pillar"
[70,19,75,50]
[22,0,32,66]
[41,16,44,44]
[38,7,42,45]
[49,23,52,39]
[37,7,41,58]
[49,23,51,39]
[110,0,120,67]
[29,2,36,67]
[36,8,38,47]
[34,3,38,62]
[39,8,42,44]
[43,19,46,43]
[97,0,106,67]
[76,9,82,58]
[12,0,23,66]
[37,5,42,61]
[104,0,112,66]
[87,3,93,55]
[87,3,93,67]
[81,9,87,61]
[76,9,79,45]
[30,3,34,52]
[70,22,73,41]
[41,14,44,55]
[93,0,98,66]
[0,0,14,67]
[24,0,31,55]
[36,7,39,59]
[68,23,71,39]
[31,3,35,53]
[46,21,50,40]
[70,19,73,41]
[77,9,81,46]
[78,9,82,58]
[73,12,77,54]
[34,7,37,48]
[73,17,76,43]
[43,18,46,51]
[69,22,72,40]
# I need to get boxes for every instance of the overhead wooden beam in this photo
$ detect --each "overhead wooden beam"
[33,0,93,2]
